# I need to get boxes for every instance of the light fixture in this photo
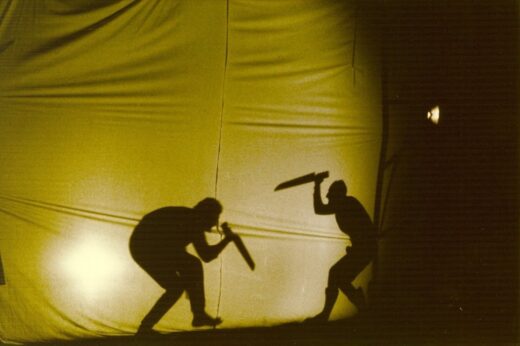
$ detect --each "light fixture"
[427,105,440,125]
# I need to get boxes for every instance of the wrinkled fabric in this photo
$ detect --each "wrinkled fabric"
[0,0,381,342]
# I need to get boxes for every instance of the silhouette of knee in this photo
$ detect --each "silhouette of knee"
[177,257,203,287]
[327,266,342,287]
[145,287,183,312]
[325,286,337,296]
[188,258,203,273]
[182,257,202,276]
[163,284,183,296]
[341,283,356,296]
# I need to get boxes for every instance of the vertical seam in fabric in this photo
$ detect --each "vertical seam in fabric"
[214,0,229,324]
[351,3,359,87]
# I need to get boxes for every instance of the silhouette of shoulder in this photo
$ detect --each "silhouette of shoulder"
[345,197,369,215]
[335,197,376,240]
[142,206,192,222]
[131,206,200,250]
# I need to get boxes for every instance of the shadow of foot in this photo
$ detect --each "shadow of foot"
[304,312,328,324]
[135,328,162,338]
[192,313,223,327]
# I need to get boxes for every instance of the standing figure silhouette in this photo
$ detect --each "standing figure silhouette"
[308,174,377,322]
[129,198,236,334]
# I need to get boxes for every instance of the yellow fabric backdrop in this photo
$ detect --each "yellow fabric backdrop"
[0,0,380,342]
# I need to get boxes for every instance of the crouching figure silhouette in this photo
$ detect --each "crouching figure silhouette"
[129,198,236,334]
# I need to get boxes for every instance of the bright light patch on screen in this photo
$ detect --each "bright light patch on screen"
[60,235,124,301]
[427,105,440,124]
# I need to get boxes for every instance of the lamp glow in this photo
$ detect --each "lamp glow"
[427,106,440,125]
[60,235,124,301]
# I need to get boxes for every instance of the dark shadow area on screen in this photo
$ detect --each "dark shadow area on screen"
[305,175,378,323]
[128,198,237,335]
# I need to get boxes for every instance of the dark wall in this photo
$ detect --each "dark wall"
[375,0,518,341]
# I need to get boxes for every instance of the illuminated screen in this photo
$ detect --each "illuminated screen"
[0,0,380,343]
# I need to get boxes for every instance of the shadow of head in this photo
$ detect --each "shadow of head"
[326,180,347,203]
[194,198,222,231]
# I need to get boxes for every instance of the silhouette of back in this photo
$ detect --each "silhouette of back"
[131,207,201,262]
[334,196,377,254]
